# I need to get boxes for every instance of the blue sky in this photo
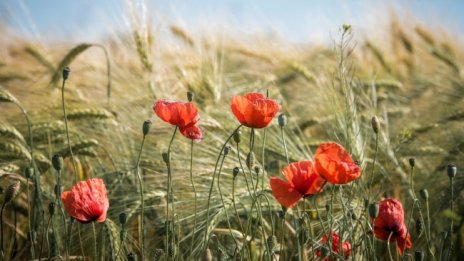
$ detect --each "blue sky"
[1,0,463,44]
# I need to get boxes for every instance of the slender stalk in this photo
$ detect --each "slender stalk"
[39,212,52,261]
[92,223,97,261]
[280,127,289,164]
[232,176,245,234]
[188,141,198,257]
[135,133,147,260]
[202,125,242,251]
[0,204,5,258]
[402,199,416,256]
[165,127,178,260]
[368,134,379,194]
[61,77,79,182]
[279,212,286,260]
[26,177,35,259]
[261,128,267,191]
[387,232,394,261]
[449,177,454,260]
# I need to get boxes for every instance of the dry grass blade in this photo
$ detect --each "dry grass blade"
[170,25,195,47]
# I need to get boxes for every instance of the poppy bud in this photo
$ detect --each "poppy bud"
[62,66,71,81]
[320,245,330,258]
[232,167,239,178]
[414,250,424,261]
[233,130,241,144]
[447,164,457,178]
[142,120,152,136]
[52,154,63,171]
[119,212,127,225]
[162,152,169,164]
[371,116,380,134]
[409,158,415,168]
[246,152,255,170]
[420,189,429,200]
[278,114,287,127]
[4,181,20,204]
[416,217,423,235]
[368,203,379,219]
[187,91,194,102]
[25,167,34,179]
[127,252,136,261]
[266,235,277,252]
[54,184,62,198]
[224,146,231,156]
[153,249,164,261]
[254,166,261,176]
[49,202,55,216]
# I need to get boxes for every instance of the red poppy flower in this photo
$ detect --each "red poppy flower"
[314,142,361,184]
[153,100,199,128]
[230,93,281,128]
[374,199,411,256]
[316,231,352,260]
[61,178,109,223]
[270,161,325,208]
[180,125,203,142]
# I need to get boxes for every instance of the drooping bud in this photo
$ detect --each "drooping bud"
[447,164,457,178]
[371,116,380,134]
[153,249,165,261]
[162,152,169,164]
[254,166,261,176]
[368,203,379,219]
[48,202,56,216]
[416,217,423,236]
[420,189,429,200]
[246,152,255,170]
[119,212,127,225]
[62,67,71,81]
[142,120,152,136]
[52,154,63,171]
[414,250,424,261]
[127,252,136,261]
[4,181,20,204]
[233,130,241,144]
[232,167,240,178]
[187,91,194,102]
[409,158,415,168]
[278,114,287,127]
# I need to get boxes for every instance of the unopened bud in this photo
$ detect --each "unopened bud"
[142,120,152,136]
[162,152,169,164]
[416,217,423,236]
[246,152,255,170]
[127,252,136,261]
[447,164,457,178]
[420,189,429,200]
[4,181,20,204]
[368,203,379,219]
[52,154,63,171]
[254,166,261,176]
[49,202,55,216]
[409,158,415,168]
[232,167,240,178]
[119,212,127,225]
[187,91,194,102]
[371,116,380,134]
[224,146,231,156]
[62,67,71,81]
[278,114,287,127]
[233,130,241,144]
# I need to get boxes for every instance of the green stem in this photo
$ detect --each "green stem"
[61,78,79,182]
[92,222,97,261]
[368,134,379,195]
[279,212,286,260]
[135,134,147,260]
[189,141,198,258]
[387,232,394,261]
[280,127,289,165]
[449,177,454,260]
[165,127,178,260]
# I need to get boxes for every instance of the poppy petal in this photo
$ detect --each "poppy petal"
[180,125,203,142]
[270,177,302,208]
[314,142,361,184]
[230,93,280,128]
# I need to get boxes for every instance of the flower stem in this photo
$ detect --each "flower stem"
[280,126,289,165]
[165,127,178,260]
[92,222,97,261]
[135,133,147,260]
[188,141,198,258]
[387,232,394,261]
[61,77,79,183]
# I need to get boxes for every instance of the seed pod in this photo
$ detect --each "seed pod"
[49,202,56,216]
[416,217,423,236]
[224,146,231,156]
[127,252,136,261]
[371,116,380,134]
[153,248,164,261]
[143,120,152,136]
[232,167,240,178]
[187,91,194,102]
[62,67,71,80]
[414,250,424,261]
[447,164,457,178]
[52,154,63,171]
[162,152,169,164]
[119,212,127,225]
[246,152,255,170]
[254,166,261,176]
[409,158,415,168]
[369,203,379,219]
[278,114,287,127]
[420,189,429,200]
[233,130,242,144]
[4,181,20,204]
